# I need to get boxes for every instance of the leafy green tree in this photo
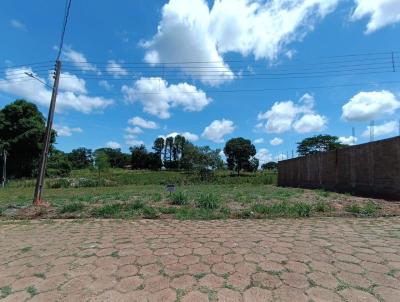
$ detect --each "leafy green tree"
[146,152,162,171]
[224,137,256,175]
[0,99,55,178]
[94,148,129,168]
[244,157,259,172]
[297,135,347,156]
[68,148,93,169]
[165,137,174,162]
[180,143,223,171]
[47,149,72,177]
[94,151,110,178]
[152,137,165,161]
[261,161,277,170]
[130,145,148,170]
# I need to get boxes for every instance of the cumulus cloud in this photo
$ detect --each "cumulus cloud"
[202,119,235,142]
[99,80,113,90]
[338,136,357,145]
[362,120,398,138]
[106,141,122,149]
[0,67,113,113]
[253,138,264,144]
[10,19,27,31]
[257,93,327,134]
[351,0,400,33]
[125,126,143,135]
[270,137,283,146]
[142,0,339,85]
[342,90,400,122]
[54,125,83,137]
[124,134,144,147]
[63,46,98,73]
[255,148,273,165]
[122,77,211,119]
[55,72,87,94]
[160,131,199,142]
[106,60,128,78]
[128,116,159,129]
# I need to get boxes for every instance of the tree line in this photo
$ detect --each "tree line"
[1,99,348,179]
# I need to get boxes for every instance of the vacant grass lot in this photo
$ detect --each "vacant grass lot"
[1,169,399,220]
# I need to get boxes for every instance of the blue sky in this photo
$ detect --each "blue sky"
[1,0,400,164]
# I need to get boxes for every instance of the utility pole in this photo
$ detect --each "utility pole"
[1,149,7,188]
[33,60,62,205]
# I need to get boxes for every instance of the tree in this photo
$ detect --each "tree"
[94,151,110,178]
[261,161,277,170]
[130,145,148,170]
[153,137,165,160]
[94,148,129,168]
[47,149,72,177]
[165,137,174,162]
[0,99,55,178]
[146,152,162,171]
[223,138,256,175]
[244,157,259,172]
[68,148,93,169]
[180,143,223,171]
[297,135,347,156]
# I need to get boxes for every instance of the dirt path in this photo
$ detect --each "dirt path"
[1,218,400,301]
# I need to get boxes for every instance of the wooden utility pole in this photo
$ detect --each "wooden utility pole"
[33,60,62,205]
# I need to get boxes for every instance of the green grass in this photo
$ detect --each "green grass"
[196,193,220,209]
[313,200,332,213]
[252,201,312,217]
[175,207,227,220]
[60,202,85,213]
[26,286,37,297]
[170,191,189,205]
[345,201,380,216]
[0,286,12,298]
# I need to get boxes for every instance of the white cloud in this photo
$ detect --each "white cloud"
[56,72,87,94]
[255,148,273,165]
[63,46,98,73]
[351,0,400,33]
[54,125,83,137]
[99,80,113,90]
[275,153,288,161]
[161,131,199,142]
[143,0,339,85]
[338,136,357,145]
[342,90,400,122]
[125,126,143,135]
[270,137,283,146]
[122,77,211,119]
[202,119,235,143]
[106,60,128,78]
[253,138,264,144]
[293,113,327,133]
[258,93,326,134]
[10,19,27,31]
[0,67,113,113]
[106,141,122,149]
[124,134,144,147]
[128,116,159,129]
[362,120,398,138]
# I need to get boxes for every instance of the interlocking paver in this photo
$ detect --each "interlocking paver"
[1,218,400,301]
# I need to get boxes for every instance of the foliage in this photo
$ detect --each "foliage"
[171,191,189,205]
[181,143,223,171]
[261,161,277,170]
[0,99,55,178]
[345,201,380,216]
[68,148,93,169]
[196,193,220,209]
[251,201,312,217]
[47,149,72,177]
[130,144,149,170]
[60,202,85,213]
[94,148,130,168]
[94,151,110,178]
[297,135,347,156]
[224,137,256,175]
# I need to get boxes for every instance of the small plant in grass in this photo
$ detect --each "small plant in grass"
[158,207,178,214]
[21,246,32,253]
[111,251,119,258]
[170,191,189,205]
[142,206,158,219]
[362,201,380,216]
[291,202,312,217]
[194,272,206,280]
[196,193,220,209]
[26,286,37,297]
[314,201,331,212]
[316,189,330,198]
[33,273,46,279]
[60,202,84,213]
[0,286,12,298]
[345,203,362,214]
[92,203,124,218]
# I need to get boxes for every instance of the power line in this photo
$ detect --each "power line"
[56,0,72,61]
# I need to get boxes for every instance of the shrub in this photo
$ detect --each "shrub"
[171,191,189,205]
[196,193,220,209]
[142,206,158,219]
[362,201,380,216]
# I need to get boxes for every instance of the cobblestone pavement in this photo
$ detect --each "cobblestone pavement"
[1,218,400,302]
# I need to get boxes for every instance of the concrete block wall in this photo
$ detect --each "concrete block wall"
[278,136,400,200]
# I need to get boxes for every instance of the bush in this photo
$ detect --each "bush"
[171,191,189,205]
[196,193,220,209]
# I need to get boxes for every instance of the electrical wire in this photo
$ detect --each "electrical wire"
[56,0,72,61]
